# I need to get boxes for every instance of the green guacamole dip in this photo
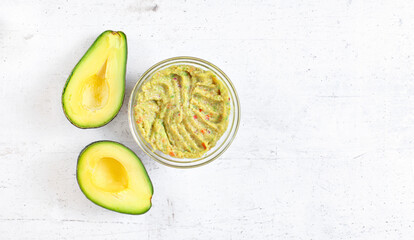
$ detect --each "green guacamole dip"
[134,65,230,158]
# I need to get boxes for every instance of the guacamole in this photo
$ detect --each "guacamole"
[134,65,230,158]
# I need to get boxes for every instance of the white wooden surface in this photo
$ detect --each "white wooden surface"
[1,0,414,239]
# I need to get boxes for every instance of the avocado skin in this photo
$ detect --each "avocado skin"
[76,140,154,215]
[62,30,127,129]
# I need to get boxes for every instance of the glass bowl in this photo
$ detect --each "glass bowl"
[128,56,240,168]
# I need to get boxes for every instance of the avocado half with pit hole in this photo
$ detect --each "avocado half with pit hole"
[62,30,127,128]
[77,141,153,214]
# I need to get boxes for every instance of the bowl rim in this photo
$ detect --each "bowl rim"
[128,56,240,168]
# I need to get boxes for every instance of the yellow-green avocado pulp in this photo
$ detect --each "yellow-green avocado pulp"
[134,65,231,158]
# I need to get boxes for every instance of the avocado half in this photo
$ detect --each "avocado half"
[62,31,127,128]
[77,141,153,214]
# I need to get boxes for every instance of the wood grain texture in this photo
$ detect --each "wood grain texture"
[1,0,414,239]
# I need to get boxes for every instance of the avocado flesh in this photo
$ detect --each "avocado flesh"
[62,31,127,128]
[77,141,153,214]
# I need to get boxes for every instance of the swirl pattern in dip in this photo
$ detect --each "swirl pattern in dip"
[134,65,230,158]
